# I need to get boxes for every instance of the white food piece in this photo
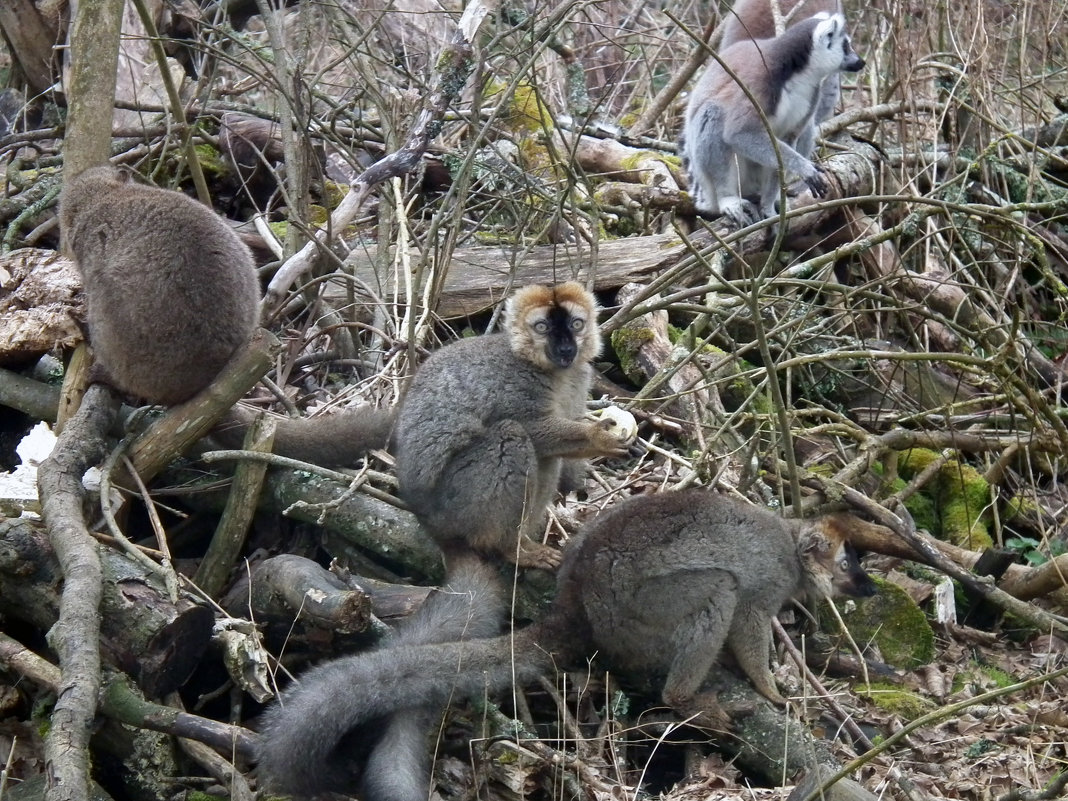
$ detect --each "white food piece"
[587,406,638,445]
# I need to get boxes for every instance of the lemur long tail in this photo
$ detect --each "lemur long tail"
[257,632,548,797]
[361,554,506,801]
[256,557,544,799]
[215,405,394,467]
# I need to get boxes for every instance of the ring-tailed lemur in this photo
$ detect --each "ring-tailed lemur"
[720,0,845,128]
[682,12,864,226]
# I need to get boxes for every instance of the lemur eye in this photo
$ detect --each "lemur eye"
[533,320,550,334]
[570,318,585,332]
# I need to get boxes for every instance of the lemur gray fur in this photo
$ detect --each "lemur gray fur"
[719,0,845,127]
[393,281,628,571]
[682,12,864,225]
[257,490,877,799]
[257,282,629,800]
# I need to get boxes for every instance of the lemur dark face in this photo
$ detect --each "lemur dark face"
[534,303,586,368]
[506,282,601,372]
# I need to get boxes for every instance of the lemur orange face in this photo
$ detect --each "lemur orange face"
[506,282,601,371]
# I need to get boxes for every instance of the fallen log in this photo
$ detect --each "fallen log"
[0,517,212,697]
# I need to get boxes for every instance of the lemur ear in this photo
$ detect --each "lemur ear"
[815,13,844,41]
[798,525,833,556]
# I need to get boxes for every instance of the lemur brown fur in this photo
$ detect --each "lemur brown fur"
[258,490,877,799]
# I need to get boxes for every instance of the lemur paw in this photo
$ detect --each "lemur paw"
[719,197,760,229]
[803,166,830,198]
[515,540,563,570]
[587,418,631,457]
[586,406,638,446]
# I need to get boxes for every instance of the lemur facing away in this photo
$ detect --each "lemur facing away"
[719,0,845,126]
[393,281,631,571]
[60,165,261,406]
[60,164,392,462]
[257,490,877,800]
[682,13,864,226]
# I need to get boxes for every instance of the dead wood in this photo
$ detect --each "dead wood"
[612,281,713,434]
[34,383,119,801]
[0,1,61,96]
[0,248,83,364]
[0,365,61,424]
[193,413,276,600]
[221,553,373,634]
[113,327,278,490]
[832,511,1068,604]
[176,459,442,580]
[263,0,491,311]
[336,230,682,319]
[560,131,680,190]
[0,518,213,697]
[331,138,885,320]
[0,632,255,759]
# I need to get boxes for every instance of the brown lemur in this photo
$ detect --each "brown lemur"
[257,490,877,799]
[60,164,392,461]
[393,280,631,570]
[255,282,630,800]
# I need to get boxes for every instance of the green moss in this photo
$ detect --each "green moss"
[836,578,935,669]
[964,739,998,759]
[610,326,656,384]
[979,663,1016,688]
[858,685,929,718]
[308,204,328,226]
[660,153,683,170]
[941,460,992,548]
[899,447,940,473]
[857,682,936,720]
[872,464,938,532]
[505,82,552,133]
[473,230,518,245]
[193,143,228,176]
[322,180,348,209]
[898,448,993,549]
[617,149,678,179]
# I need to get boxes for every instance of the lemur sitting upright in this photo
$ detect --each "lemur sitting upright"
[682,12,864,225]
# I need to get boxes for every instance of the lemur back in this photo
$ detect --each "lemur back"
[257,490,878,799]
[60,165,260,405]
[720,0,845,129]
[682,13,863,226]
[720,0,842,49]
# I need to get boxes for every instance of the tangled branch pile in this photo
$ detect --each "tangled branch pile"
[1,0,1067,799]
